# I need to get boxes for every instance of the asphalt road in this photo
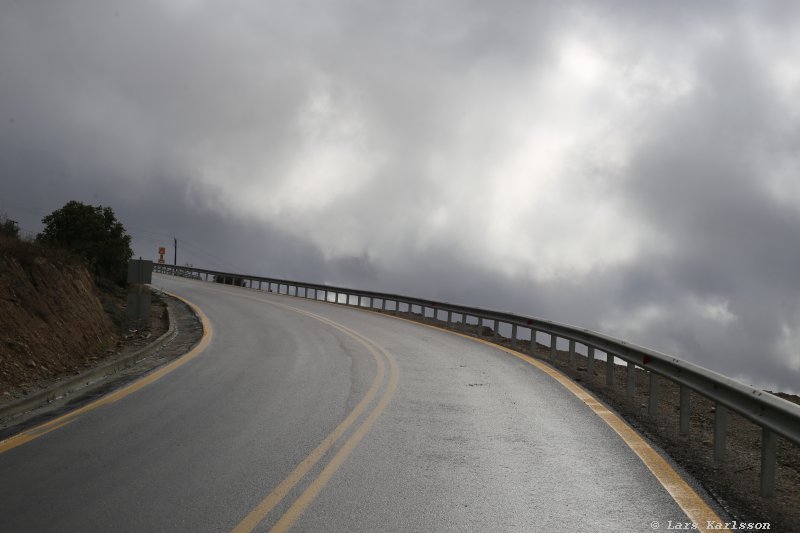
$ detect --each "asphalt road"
[0,274,708,532]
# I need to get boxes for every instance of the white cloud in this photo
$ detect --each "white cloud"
[690,296,738,326]
[775,323,800,372]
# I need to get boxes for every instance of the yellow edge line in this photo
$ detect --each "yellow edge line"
[0,291,213,454]
[372,311,724,531]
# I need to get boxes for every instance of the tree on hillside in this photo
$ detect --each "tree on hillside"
[37,201,132,284]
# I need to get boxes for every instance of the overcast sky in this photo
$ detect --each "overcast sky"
[2,1,799,393]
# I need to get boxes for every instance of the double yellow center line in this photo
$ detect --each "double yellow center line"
[221,293,400,533]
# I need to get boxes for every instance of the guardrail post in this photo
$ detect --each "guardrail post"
[760,428,777,498]
[626,362,636,398]
[205,273,209,281]
[492,320,499,339]
[549,334,557,362]
[568,339,576,372]
[606,355,615,388]
[530,330,537,355]
[476,318,483,337]
[447,310,452,328]
[714,403,727,463]
[381,298,386,311]
[258,280,262,290]
[407,303,413,317]
[460,314,467,331]
[648,373,659,415]
[510,324,517,348]
[587,346,595,378]
[679,386,690,435]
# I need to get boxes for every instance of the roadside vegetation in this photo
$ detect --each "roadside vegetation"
[36,200,133,286]
[0,201,163,399]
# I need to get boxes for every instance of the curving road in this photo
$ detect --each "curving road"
[0,274,718,532]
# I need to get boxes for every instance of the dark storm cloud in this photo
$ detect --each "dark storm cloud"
[1,1,799,391]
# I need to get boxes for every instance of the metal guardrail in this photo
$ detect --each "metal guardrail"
[154,263,800,497]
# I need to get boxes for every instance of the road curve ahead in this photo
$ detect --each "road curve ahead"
[0,274,719,532]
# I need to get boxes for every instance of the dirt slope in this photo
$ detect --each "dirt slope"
[0,238,118,395]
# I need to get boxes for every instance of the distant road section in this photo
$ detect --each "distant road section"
[0,274,715,532]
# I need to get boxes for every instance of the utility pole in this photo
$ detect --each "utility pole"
[173,237,177,266]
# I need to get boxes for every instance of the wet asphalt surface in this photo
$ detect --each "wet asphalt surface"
[0,275,692,532]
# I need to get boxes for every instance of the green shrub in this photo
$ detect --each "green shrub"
[37,201,133,285]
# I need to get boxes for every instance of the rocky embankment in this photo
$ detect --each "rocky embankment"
[0,238,118,396]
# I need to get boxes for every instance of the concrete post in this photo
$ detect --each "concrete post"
[648,373,659,415]
[568,339,576,372]
[626,362,636,398]
[679,386,690,436]
[606,355,615,388]
[760,428,777,498]
[714,403,727,463]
